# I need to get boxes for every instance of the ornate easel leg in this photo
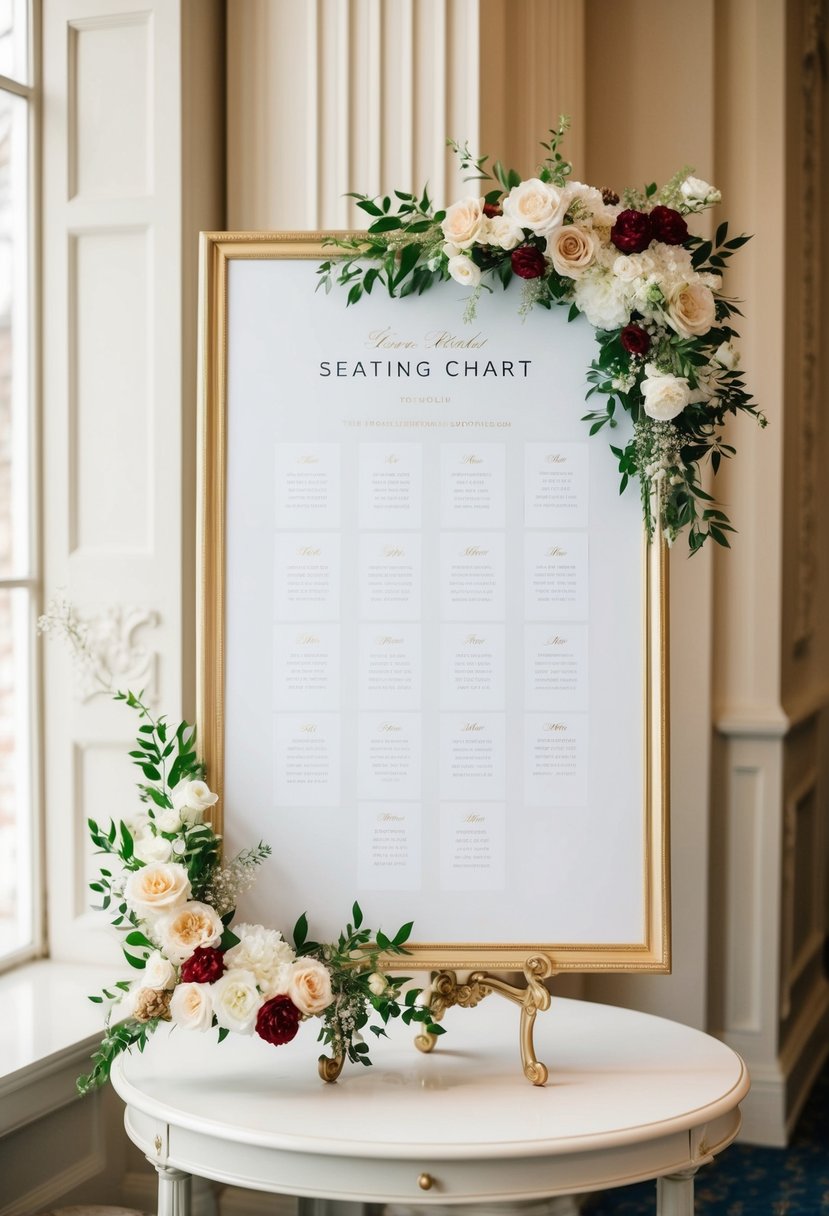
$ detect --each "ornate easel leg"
[152,1162,192,1216]
[414,955,554,1085]
[656,1166,699,1215]
[318,1049,345,1082]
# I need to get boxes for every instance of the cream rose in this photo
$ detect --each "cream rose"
[171,779,218,824]
[367,972,388,997]
[641,367,691,421]
[666,282,716,338]
[440,197,485,250]
[502,178,567,237]
[124,861,191,917]
[143,950,176,990]
[287,959,334,1016]
[713,340,740,370]
[548,224,596,279]
[211,969,263,1034]
[157,900,223,964]
[446,254,481,288]
[170,982,215,1032]
[224,923,295,997]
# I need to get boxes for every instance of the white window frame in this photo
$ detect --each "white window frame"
[0,0,43,972]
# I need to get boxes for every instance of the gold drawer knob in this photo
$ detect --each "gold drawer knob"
[418,1173,434,1191]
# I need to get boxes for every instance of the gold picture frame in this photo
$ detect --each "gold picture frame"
[197,232,670,975]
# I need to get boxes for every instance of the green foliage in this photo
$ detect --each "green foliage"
[293,902,442,1067]
[76,1017,159,1094]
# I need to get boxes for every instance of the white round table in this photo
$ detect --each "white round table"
[111,996,749,1215]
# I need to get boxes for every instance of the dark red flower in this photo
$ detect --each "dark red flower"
[256,995,301,1046]
[610,209,654,254]
[649,205,688,246]
[511,245,547,279]
[620,324,651,356]
[180,946,225,984]
[483,202,502,218]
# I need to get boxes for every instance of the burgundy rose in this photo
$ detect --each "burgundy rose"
[620,324,651,356]
[511,245,546,279]
[649,205,688,246]
[180,946,225,984]
[610,209,654,254]
[256,995,301,1046]
[483,202,502,218]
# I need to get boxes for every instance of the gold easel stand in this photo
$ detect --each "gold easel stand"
[413,954,554,1085]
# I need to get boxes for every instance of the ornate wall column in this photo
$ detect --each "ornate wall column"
[226,0,585,231]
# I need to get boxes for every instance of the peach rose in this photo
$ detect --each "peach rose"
[441,198,485,250]
[287,959,334,1016]
[124,861,191,917]
[548,224,597,279]
[666,281,716,338]
[157,900,223,964]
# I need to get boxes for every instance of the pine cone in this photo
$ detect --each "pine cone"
[601,188,620,206]
[134,987,173,1022]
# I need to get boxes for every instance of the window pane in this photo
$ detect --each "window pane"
[0,0,29,85]
[0,88,30,579]
[0,587,33,957]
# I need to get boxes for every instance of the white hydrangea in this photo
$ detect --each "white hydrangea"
[573,269,631,330]
[224,923,296,997]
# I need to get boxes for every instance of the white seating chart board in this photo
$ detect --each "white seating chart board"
[198,235,669,973]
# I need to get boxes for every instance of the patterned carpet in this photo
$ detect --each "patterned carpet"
[582,1058,829,1215]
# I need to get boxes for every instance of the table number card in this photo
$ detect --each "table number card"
[198,234,669,974]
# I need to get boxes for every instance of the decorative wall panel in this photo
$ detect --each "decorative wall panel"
[68,12,152,200]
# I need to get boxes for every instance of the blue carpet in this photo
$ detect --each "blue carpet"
[582,1058,829,1214]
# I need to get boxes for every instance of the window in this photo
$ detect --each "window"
[0,0,38,967]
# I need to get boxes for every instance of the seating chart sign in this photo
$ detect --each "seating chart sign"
[198,234,669,973]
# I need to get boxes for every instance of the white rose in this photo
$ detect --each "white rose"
[561,180,605,215]
[367,972,388,997]
[287,959,334,1016]
[133,830,173,865]
[211,969,263,1034]
[502,178,567,237]
[157,900,223,964]
[224,923,295,997]
[143,950,176,990]
[170,982,215,1032]
[548,224,597,279]
[573,270,631,330]
[447,255,481,288]
[156,808,182,833]
[713,340,740,370]
[482,214,524,251]
[612,251,656,284]
[666,281,716,338]
[680,175,721,210]
[641,367,691,421]
[171,779,218,824]
[124,861,191,917]
[440,197,485,250]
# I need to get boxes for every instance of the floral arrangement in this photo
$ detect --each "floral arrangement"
[319,119,765,552]
[72,688,440,1092]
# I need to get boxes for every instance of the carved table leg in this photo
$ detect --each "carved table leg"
[656,1167,699,1216]
[153,1161,192,1216]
